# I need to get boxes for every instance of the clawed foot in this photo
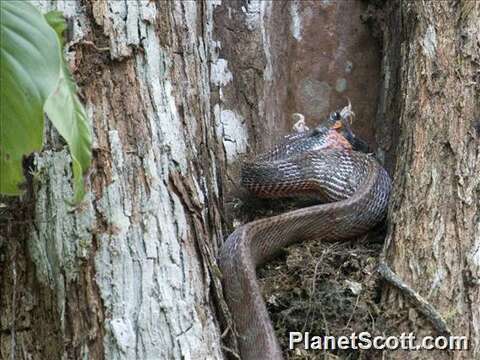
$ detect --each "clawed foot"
[292,113,309,133]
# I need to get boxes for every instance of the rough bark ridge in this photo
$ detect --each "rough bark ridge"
[380,1,480,358]
[2,1,228,359]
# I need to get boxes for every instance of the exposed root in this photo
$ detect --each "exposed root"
[377,261,451,336]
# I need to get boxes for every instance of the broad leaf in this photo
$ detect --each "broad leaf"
[44,62,92,203]
[44,12,92,203]
[0,2,91,203]
[0,1,60,195]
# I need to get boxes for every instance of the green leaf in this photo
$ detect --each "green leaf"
[44,11,67,44]
[0,2,92,203]
[44,12,92,204]
[44,62,92,203]
[0,1,60,195]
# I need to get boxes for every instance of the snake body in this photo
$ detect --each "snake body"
[219,110,391,359]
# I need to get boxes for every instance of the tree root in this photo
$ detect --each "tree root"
[378,261,452,336]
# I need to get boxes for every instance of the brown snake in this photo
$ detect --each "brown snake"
[219,107,392,359]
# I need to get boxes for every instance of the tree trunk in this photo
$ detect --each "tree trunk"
[2,1,228,359]
[0,1,478,360]
[379,1,480,359]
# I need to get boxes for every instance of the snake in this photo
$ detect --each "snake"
[218,106,392,359]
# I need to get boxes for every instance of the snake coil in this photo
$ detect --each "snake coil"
[219,108,391,359]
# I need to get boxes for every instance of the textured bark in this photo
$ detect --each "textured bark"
[1,1,227,359]
[379,1,480,359]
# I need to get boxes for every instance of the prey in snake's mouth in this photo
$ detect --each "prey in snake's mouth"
[241,106,373,200]
[254,106,369,164]
[293,104,371,154]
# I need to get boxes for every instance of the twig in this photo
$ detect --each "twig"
[78,40,110,52]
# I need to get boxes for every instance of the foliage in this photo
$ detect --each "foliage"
[0,2,91,203]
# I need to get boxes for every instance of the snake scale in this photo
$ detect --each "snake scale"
[219,107,392,360]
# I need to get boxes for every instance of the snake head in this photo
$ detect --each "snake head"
[312,106,370,153]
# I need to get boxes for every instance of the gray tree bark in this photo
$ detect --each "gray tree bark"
[379,1,480,359]
[2,1,228,359]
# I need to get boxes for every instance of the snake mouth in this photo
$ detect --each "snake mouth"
[332,105,371,153]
